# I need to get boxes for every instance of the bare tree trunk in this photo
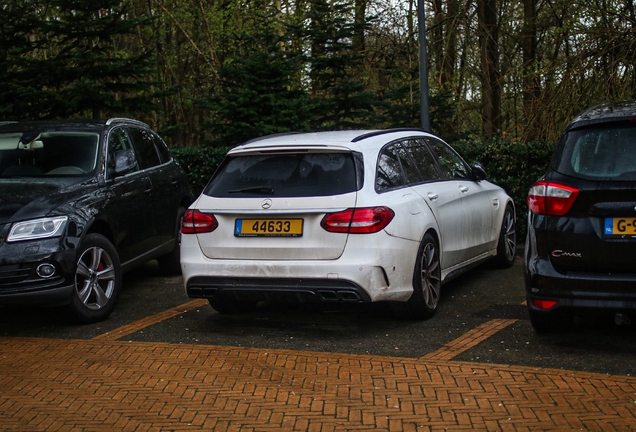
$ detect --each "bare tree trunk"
[444,0,458,91]
[431,0,444,85]
[310,0,327,96]
[522,0,539,140]
[477,0,501,137]
[353,0,367,54]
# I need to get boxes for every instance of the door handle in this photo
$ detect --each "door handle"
[459,186,469,193]
[427,192,439,201]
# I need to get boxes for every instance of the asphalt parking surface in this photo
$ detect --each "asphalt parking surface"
[1,257,635,377]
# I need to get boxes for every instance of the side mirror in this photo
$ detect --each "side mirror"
[472,161,487,181]
[113,149,138,176]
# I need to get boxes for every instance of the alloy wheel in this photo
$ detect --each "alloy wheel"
[75,246,116,310]
[503,209,516,262]
[420,242,441,309]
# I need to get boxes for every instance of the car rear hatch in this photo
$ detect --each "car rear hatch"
[192,147,362,260]
[544,123,636,273]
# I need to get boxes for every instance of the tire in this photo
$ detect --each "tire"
[69,233,122,323]
[157,207,185,276]
[402,233,442,320]
[495,204,516,268]
[208,297,258,314]
[528,307,573,333]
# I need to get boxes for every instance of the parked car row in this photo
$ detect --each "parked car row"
[3,101,635,331]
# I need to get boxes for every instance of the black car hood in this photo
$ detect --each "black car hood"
[0,178,98,224]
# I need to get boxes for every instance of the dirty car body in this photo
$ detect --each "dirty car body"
[181,129,516,319]
[0,119,191,322]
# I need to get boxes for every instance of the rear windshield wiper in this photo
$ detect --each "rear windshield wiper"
[228,186,274,195]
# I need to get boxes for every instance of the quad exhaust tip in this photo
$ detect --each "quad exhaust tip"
[614,313,631,326]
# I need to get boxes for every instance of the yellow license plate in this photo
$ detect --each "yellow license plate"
[234,219,303,237]
[605,217,636,235]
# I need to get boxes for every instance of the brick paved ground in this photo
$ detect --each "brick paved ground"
[2,334,636,432]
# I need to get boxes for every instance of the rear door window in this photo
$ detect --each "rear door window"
[426,138,470,179]
[402,139,442,182]
[205,152,361,198]
[128,128,162,170]
[376,139,444,192]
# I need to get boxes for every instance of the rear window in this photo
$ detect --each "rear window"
[554,125,636,181]
[204,152,362,198]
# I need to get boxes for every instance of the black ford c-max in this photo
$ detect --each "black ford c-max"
[525,101,636,332]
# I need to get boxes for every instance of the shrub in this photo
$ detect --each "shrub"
[170,146,231,196]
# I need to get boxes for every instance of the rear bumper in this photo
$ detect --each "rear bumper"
[180,234,419,303]
[525,255,636,310]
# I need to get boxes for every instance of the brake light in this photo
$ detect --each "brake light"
[182,209,218,234]
[527,181,580,216]
[531,299,558,310]
[321,207,395,234]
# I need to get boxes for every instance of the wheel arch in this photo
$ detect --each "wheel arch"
[83,219,115,245]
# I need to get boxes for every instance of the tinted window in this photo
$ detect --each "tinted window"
[0,131,99,177]
[205,152,359,198]
[108,128,138,173]
[403,139,441,182]
[153,135,173,164]
[426,138,469,179]
[555,125,636,180]
[376,144,406,191]
[128,128,161,169]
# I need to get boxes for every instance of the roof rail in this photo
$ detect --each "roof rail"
[0,121,18,126]
[352,128,426,143]
[106,118,150,128]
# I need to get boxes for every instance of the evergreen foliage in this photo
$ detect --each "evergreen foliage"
[0,0,158,120]
[303,0,379,130]
[196,27,312,147]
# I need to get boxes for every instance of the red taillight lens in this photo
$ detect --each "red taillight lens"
[321,207,395,234]
[181,209,218,234]
[531,299,558,310]
[527,181,579,216]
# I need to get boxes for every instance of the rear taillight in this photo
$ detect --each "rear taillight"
[321,207,395,234]
[182,209,218,234]
[527,181,580,216]
[531,299,558,310]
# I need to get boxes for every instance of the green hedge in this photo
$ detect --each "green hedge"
[171,146,231,196]
[451,138,557,240]
[171,138,557,240]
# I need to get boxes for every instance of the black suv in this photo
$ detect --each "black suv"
[0,118,191,322]
[525,101,636,332]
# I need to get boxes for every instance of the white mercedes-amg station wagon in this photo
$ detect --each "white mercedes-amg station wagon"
[181,129,516,319]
